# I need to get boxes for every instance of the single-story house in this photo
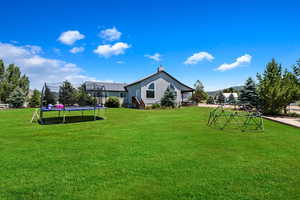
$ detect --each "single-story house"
[85,81,127,105]
[85,66,194,108]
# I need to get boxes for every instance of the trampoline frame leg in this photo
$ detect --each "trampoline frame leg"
[62,111,66,123]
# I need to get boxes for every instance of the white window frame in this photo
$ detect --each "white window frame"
[146,82,155,99]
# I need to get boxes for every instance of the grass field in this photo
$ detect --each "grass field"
[0,107,300,200]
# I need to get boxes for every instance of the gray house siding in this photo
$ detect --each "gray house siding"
[140,73,183,106]
[126,83,141,105]
[95,91,127,105]
[85,81,128,106]
[126,72,193,107]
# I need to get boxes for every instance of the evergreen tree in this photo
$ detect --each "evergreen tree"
[228,93,236,104]
[8,87,26,108]
[257,59,283,114]
[257,59,300,114]
[238,77,259,108]
[256,59,299,115]
[43,86,56,106]
[216,91,225,104]
[191,80,208,103]
[161,87,176,107]
[59,81,76,106]
[206,96,215,104]
[29,89,41,107]
[77,84,94,106]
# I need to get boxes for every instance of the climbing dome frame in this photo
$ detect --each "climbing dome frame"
[207,106,264,132]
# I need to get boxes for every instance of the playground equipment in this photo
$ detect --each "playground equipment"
[207,106,264,132]
[31,82,106,124]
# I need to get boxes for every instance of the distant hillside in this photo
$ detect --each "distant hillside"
[206,86,243,97]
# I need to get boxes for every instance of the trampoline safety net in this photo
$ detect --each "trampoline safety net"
[31,82,106,124]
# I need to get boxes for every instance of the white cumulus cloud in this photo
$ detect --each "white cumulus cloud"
[99,27,122,41]
[184,52,214,64]
[0,42,96,89]
[93,42,130,58]
[145,53,161,61]
[216,54,252,71]
[58,30,85,45]
[24,45,43,54]
[70,46,85,54]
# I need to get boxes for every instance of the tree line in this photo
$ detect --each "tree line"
[43,81,94,107]
[0,59,94,108]
[192,58,300,115]
[1,58,300,114]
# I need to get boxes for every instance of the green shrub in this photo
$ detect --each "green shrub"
[105,96,120,108]
[151,103,161,109]
[145,106,152,110]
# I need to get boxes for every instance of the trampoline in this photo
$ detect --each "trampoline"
[41,106,103,112]
[31,82,106,124]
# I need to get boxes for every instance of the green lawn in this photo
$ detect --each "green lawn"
[0,107,300,200]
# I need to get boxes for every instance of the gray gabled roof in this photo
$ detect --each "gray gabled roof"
[125,70,194,92]
[85,81,127,92]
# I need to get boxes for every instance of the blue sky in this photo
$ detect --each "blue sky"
[1,0,300,90]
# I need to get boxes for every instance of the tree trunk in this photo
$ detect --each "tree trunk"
[284,106,287,115]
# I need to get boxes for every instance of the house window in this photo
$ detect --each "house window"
[146,83,155,98]
[120,92,125,98]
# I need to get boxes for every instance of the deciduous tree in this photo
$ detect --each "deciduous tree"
[0,60,29,103]
[59,81,77,106]
[43,85,56,106]
[281,70,299,114]
[191,80,208,103]
[77,84,94,106]
[29,89,41,107]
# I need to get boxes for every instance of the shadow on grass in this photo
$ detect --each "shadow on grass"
[39,115,104,125]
